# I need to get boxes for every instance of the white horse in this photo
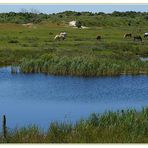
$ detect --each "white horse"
[60,32,67,38]
[54,34,65,41]
[54,32,67,41]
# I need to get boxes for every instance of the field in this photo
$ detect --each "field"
[0,22,148,76]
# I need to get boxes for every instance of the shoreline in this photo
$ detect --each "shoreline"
[0,107,147,143]
[1,65,148,77]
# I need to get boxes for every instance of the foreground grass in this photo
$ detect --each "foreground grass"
[0,108,148,143]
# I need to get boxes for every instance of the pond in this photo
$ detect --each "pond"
[140,57,148,61]
[0,67,148,129]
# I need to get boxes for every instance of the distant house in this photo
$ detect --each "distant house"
[69,21,76,27]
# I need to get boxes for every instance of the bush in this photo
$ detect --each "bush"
[75,21,82,28]
[8,40,19,43]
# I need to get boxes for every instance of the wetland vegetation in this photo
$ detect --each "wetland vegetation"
[0,10,148,143]
[0,108,148,143]
[0,11,148,76]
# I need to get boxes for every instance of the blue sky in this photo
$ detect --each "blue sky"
[0,4,148,14]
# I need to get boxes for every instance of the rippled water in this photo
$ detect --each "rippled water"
[0,67,148,129]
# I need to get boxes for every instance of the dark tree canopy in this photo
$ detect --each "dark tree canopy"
[75,20,82,28]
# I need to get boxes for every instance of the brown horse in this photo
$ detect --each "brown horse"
[124,33,132,38]
[96,35,101,40]
[133,35,142,42]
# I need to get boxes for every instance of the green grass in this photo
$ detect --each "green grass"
[18,53,148,76]
[0,107,148,143]
[0,23,148,76]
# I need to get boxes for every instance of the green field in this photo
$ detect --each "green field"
[0,22,148,76]
[0,11,148,76]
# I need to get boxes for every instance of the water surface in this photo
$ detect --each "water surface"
[140,57,148,61]
[0,67,148,129]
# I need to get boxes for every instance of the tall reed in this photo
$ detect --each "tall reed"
[19,54,148,76]
[0,108,148,143]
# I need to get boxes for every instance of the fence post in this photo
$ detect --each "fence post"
[2,115,7,141]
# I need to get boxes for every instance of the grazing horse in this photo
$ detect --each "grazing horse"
[144,33,148,38]
[60,32,67,38]
[124,33,132,38]
[96,35,101,40]
[133,35,142,42]
[54,32,67,41]
[54,34,65,41]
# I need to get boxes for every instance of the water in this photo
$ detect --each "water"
[0,67,148,129]
[140,57,148,61]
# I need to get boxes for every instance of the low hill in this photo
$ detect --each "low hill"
[0,11,148,27]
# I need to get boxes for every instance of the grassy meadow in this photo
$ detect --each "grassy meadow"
[0,22,148,76]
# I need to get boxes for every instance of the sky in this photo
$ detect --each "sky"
[0,4,148,14]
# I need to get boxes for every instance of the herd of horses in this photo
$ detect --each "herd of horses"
[54,32,148,42]
[123,33,148,42]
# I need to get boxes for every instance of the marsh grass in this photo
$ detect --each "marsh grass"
[0,23,148,76]
[19,54,148,76]
[0,108,148,143]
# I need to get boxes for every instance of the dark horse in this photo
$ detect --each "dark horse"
[144,34,148,38]
[133,35,142,42]
[144,33,148,38]
[96,35,101,40]
[124,33,132,38]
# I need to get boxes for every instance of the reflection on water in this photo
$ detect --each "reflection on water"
[0,67,148,128]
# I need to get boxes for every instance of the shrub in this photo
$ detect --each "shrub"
[75,21,82,28]
[8,40,19,44]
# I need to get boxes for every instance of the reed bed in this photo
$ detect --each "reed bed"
[18,54,148,76]
[0,107,148,143]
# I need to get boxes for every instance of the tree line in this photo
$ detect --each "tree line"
[0,10,148,26]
